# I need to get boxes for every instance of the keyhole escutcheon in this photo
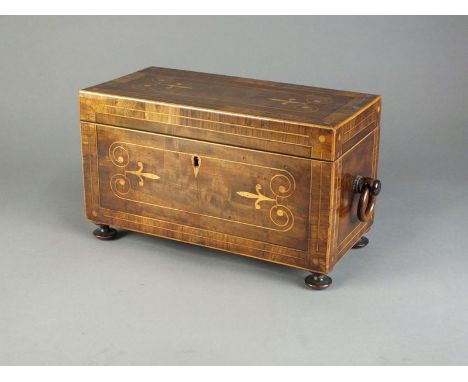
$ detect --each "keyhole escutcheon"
[192,155,201,178]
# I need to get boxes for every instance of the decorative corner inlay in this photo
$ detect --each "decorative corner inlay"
[109,142,160,196]
[236,173,296,232]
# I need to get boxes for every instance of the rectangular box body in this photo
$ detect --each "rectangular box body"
[80,67,381,273]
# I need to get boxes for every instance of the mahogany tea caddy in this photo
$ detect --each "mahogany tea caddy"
[80,67,382,289]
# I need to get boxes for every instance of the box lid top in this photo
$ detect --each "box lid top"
[82,67,379,128]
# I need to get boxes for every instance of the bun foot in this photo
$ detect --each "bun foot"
[93,224,119,240]
[352,236,369,249]
[305,273,332,290]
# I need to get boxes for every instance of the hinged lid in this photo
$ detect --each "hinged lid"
[80,67,381,161]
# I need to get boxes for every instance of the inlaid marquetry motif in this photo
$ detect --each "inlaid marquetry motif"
[125,161,160,185]
[109,142,160,196]
[104,140,303,235]
[237,173,296,232]
[269,98,311,108]
[165,82,192,90]
[141,77,192,90]
[268,95,332,112]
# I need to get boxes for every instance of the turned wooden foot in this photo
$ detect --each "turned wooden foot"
[352,236,369,249]
[93,224,119,240]
[305,273,332,290]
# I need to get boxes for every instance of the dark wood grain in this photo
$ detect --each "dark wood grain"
[96,124,311,251]
[83,67,379,127]
[328,128,381,270]
[80,67,381,161]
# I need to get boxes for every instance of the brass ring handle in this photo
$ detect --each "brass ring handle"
[353,176,382,222]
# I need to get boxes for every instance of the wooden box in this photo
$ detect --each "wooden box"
[80,67,382,289]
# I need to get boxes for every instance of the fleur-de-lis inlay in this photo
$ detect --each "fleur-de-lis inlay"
[109,143,160,195]
[237,184,275,210]
[236,173,296,231]
[125,161,160,186]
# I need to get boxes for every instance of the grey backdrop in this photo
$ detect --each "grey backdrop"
[0,16,467,365]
